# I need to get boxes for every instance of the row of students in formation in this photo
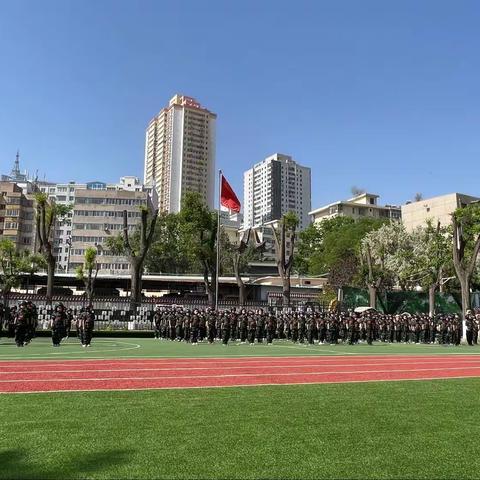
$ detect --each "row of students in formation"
[0,302,95,347]
[151,307,480,346]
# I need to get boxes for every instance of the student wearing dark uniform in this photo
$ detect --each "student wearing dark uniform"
[229,311,238,342]
[221,312,231,346]
[81,305,95,347]
[183,311,191,342]
[23,301,37,345]
[474,314,480,345]
[198,313,206,342]
[365,316,374,345]
[153,307,162,339]
[266,314,276,344]
[239,310,248,344]
[255,311,264,344]
[247,314,256,345]
[51,304,67,347]
[65,307,74,339]
[306,314,316,345]
[206,310,216,344]
[14,304,28,347]
[318,315,327,344]
[465,312,474,346]
[190,311,200,345]
[298,314,306,344]
[276,314,285,340]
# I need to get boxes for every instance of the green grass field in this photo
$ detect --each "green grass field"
[2,338,480,479]
[1,336,479,361]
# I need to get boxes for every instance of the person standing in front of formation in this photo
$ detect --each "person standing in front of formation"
[14,302,28,347]
[51,303,67,347]
[82,305,95,347]
[465,311,474,346]
[153,306,162,340]
[65,307,74,339]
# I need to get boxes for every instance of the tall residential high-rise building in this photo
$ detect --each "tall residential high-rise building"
[144,94,216,213]
[243,153,311,231]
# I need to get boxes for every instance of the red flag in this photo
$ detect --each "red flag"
[220,174,241,213]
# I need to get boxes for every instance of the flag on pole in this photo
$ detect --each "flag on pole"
[220,174,241,213]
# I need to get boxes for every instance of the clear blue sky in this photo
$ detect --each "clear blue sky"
[1,0,479,209]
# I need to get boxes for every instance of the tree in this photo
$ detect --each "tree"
[223,228,264,305]
[360,222,404,308]
[144,212,196,274]
[270,212,299,305]
[408,221,453,316]
[34,193,71,302]
[0,239,45,305]
[106,206,158,310]
[297,217,355,276]
[76,247,99,306]
[452,204,480,317]
[297,217,386,296]
[180,192,218,307]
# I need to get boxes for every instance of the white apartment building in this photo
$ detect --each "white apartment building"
[243,153,311,231]
[144,94,216,213]
[38,181,83,271]
[69,180,153,275]
[310,193,401,224]
[401,193,480,232]
[38,177,157,273]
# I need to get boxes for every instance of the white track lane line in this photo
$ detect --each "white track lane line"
[4,359,480,374]
[2,375,478,394]
[3,365,480,383]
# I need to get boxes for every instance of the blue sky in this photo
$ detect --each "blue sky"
[0,0,479,209]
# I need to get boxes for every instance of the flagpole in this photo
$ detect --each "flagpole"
[215,170,222,311]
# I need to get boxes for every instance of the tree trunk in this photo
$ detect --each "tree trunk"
[233,254,246,306]
[204,269,216,308]
[2,289,9,308]
[459,277,471,318]
[428,284,437,318]
[238,281,246,306]
[130,261,143,311]
[368,285,377,309]
[282,275,290,306]
[86,281,94,307]
[46,255,56,304]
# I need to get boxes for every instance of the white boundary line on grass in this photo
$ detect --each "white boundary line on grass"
[0,340,141,359]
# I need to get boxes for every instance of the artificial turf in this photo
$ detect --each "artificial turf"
[2,338,480,479]
[2,379,480,479]
[1,336,480,361]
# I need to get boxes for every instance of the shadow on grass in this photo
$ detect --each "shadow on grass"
[0,448,133,479]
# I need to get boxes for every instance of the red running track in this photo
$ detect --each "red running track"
[2,355,480,393]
